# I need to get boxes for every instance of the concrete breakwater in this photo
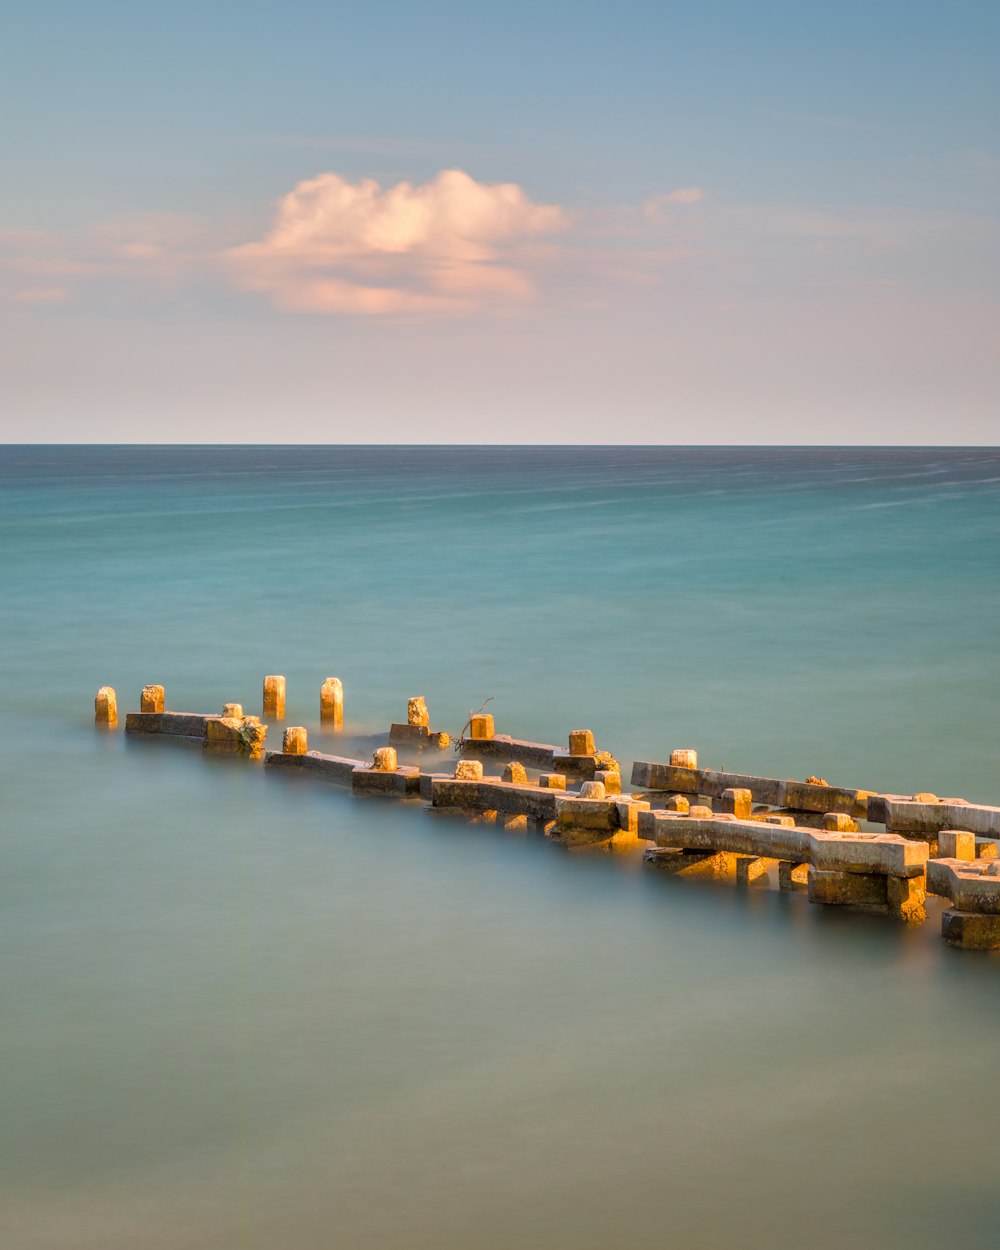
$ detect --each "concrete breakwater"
[100,679,1000,952]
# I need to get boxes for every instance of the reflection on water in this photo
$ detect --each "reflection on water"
[1,447,999,1250]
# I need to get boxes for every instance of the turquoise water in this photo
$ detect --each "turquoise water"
[1,445,999,1249]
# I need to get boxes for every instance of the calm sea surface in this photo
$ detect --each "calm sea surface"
[1,445,999,1250]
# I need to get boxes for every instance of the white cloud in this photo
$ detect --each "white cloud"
[224,168,571,315]
[642,187,706,223]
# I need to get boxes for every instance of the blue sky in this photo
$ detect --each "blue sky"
[1,0,997,441]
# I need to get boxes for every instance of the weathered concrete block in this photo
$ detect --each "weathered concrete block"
[719,788,752,820]
[876,795,1000,838]
[938,830,976,861]
[125,711,217,739]
[823,812,860,833]
[204,716,267,760]
[941,909,1000,950]
[595,769,621,795]
[926,858,1000,913]
[579,780,606,800]
[643,848,736,877]
[807,867,887,910]
[351,764,421,797]
[431,731,451,750]
[469,714,495,740]
[778,861,809,890]
[264,749,360,785]
[886,873,927,923]
[372,746,398,771]
[977,840,998,860]
[503,761,528,784]
[389,722,429,745]
[736,856,777,885]
[222,703,243,719]
[671,749,698,769]
[689,805,714,819]
[429,778,560,821]
[765,814,796,827]
[784,780,870,819]
[569,729,596,757]
[663,794,690,813]
[95,686,117,728]
[502,813,529,832]
[555,794,617,832]
[282,726,308,755]
[407,696,429,728]
[538,773,566,790]
[615,797,651,834]
[455,759,484,781]
[140,684,164,714]
[320,677,344,731]
[262,675,286,720]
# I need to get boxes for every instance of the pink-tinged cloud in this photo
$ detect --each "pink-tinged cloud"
[224,168,571,315]
[642,188,706,223]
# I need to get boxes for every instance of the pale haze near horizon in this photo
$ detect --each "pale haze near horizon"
[0,0,997,445]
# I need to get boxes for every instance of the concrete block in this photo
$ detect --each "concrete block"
[204,716,267,760]
[886,873,927,923]
[736,856,777,885]
[372,746,398,771]
[503,762,528,784]
[352,764,421,797]
[784,780,870,819]
[671,749,698,769]
[222,703,243,719]
[689,805,714,819]
[469,714,495,740]
[407,696,429,728]
[976,840,998,860]
[389,723,431,745]
[431,731,451,750]
[926,858,1000,913]
[95,686,118,728]
[664,794,690,813]
[125,711,218,739]
[140,684,164,714]
[282,726,308,755]
[823,812,860,833]
[778,861,809,890]
[320,677,344,731]
[455,759,483,781]
[262,675,286,720]
[807,868,888,910]
[765,815,796,827]
[941,909,1000,950]
[264,749,360,785]
[938,830,976,861]
[569,729,596,757]
[615,797,651,834]
[719,788,752,819]
[579,781,606,800]
[643,848,736,878]
[502,814,529,832]
[595,769,621,795]
[538,774,566,790]
[555,795,619,832]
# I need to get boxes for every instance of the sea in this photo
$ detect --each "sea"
[1,445,998,1250]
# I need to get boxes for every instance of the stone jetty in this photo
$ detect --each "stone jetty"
[98,680,1000,952]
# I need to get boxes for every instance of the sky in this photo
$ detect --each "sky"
[1,0,997,444]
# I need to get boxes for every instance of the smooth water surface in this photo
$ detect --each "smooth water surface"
[1,446,999,1250]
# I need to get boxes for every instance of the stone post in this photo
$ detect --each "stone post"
[95,686,117,728]
[320,677,344,731]
[263,675,286,720]
[719,788,752,819]
[469,713,494,740]
[671,749,698,769]
[939,830,976,861]
[503,762,528,784]
[372,746,397,771]
[222,703,243,718]
[407,697,430,728]
[283,726,308,755]
[140,684,164,714]
[569,729,595,757]
[455,759,484,781]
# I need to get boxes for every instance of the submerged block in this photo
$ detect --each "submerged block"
[140,684,164,714]
[125,711,218,739]
[941,909,1000,950]
[264,749,361,785]
[807,867,888,910]
[262,675,286,721]
[352,763,421,797]
[95,686,118,728]
[204,716,267,760]
[886,873,927,923]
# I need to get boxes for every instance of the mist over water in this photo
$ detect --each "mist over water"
[2,446,999,1250]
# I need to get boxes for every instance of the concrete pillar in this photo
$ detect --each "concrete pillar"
[94,686,117,728]
[430,731,451,750]
[939,830,976,861]
[887,873,926,923]
[778,861,809,889]
[469,713,494,740]
[807,868,887,909]
[372,746,398,772]
[595,769,621,795]
[502,814,529,832]
[671,749,698,769]
[455,759,484,781]
[407,696,429,728]
[538,773,566,790]
[263,675,286,720]
[222,703,243,718]
[569,729,595,757]
[719,788,752,819]
[140,684,164,714]
[320,677,344,731]
[664,794,690,813]
[689,804,714,819]
[736,856,777,885]
[823,812,860,833]
[579,780,606,800]
[503,761,528,784]
[283,726,308,756]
